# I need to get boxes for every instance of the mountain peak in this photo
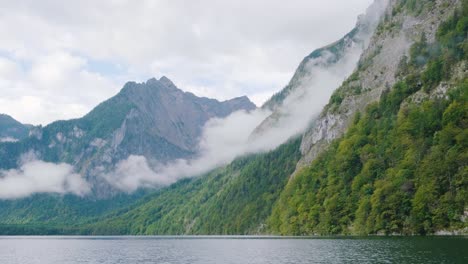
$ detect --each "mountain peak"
[140,76,178,91]
[145,77,158,84]
[222,96,256,112]
[159,75,174,86]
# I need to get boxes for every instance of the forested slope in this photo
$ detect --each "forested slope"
[83,138,301,235]
[269,1,468,235]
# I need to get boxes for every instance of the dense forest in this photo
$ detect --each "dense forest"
[79,138,302,235]
[269,1,468,235]
[0,137,299,235]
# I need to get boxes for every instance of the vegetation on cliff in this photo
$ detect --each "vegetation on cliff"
[269,2,468,235]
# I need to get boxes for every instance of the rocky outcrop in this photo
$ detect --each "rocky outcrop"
[298,0,460,169]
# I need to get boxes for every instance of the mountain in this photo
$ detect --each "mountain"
[298,0,462,167]
[0,114,31,142]
[80,0,465,235]
[1,0,466,236]
[0,76,256,197]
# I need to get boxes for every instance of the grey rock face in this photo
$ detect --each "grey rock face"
[118,77,255,153]
[250,0,389,142]
[298,0,460,170]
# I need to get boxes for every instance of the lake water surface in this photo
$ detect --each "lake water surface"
[0,236,466,264]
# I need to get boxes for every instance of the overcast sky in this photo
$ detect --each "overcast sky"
[0,0,373,125]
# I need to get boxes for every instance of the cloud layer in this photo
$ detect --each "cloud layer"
[0,155,90,199]
[0,0,372,125]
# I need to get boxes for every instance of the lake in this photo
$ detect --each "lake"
[0,236,466,263]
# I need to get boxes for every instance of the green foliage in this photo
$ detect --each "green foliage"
[330,93,344,106]
[0,224,78,235]
[409,32,430,67]
[270,79,467,235]
[0,192,147,226]
[410,0,468,93]
[269,6,468,235]
[398,0,434,16]
[82,138,302,235]
[81,95,135,139]
[421,59,443,92]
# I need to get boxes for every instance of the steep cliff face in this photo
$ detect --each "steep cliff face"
[298,0,461,168]
[105,77,255,159]
[251,0,389,140]
[269,0,467,235]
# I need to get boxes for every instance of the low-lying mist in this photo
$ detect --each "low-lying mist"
[107,44,364,192]
[0,152,90,199]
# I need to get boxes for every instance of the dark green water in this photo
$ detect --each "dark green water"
[0,236,466,263]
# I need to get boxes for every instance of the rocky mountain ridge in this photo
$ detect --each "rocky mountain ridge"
[0,76,256,197]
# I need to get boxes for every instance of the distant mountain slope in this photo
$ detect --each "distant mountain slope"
[0,114,30,142]
[0,191,146,226]
[0,76,255,197]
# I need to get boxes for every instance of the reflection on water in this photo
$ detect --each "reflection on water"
[0,236,466,264]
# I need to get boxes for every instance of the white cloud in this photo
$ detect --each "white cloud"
[0,137,19,143]
[0,51,121,124]
[103,155,175,192]
[0,157,90,199]
[103,33,364,192]
[0,0,373,125]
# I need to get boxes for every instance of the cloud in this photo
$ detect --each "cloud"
[104,30,365,192]
[0,154,90,199]
[0,52,121,125]
[0,0,373,125]
[102,155,173,192]
[0,137,19,143]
